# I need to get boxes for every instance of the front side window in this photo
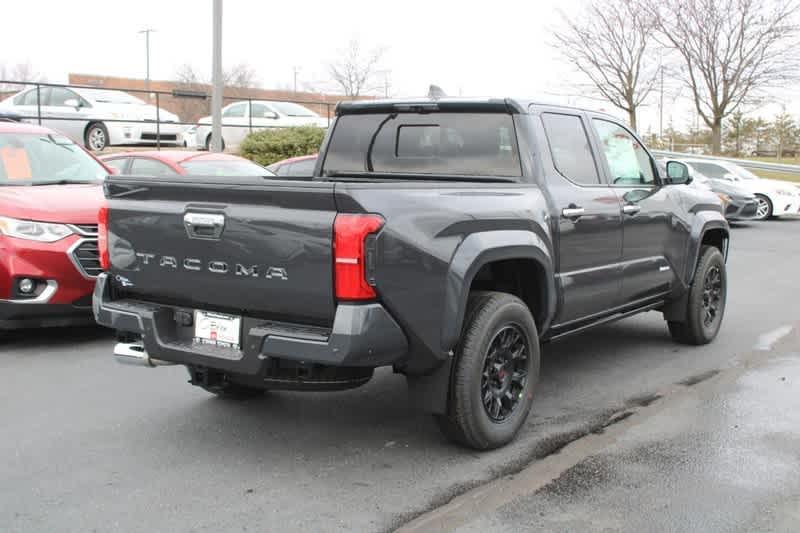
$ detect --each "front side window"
[269,102,317,117]
[0,133,107,183]
[49,88,81,107]
[250,103,275,118]
[223,103,246,118]
[593,119,655,186]
[130,158,178,177]
[541,113,600,186]
[323,113,521,178]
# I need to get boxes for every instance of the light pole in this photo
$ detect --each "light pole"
[210,0,223,152]
[138,28,156,91]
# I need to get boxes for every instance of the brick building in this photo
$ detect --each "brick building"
[68,73,364,124]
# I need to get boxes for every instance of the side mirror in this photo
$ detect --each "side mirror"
[723,172,739,182]
[264,111,279,119]
[665,161,692,185]
[64,98,81,109]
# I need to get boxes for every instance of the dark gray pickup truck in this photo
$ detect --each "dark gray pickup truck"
[94,98,729,449]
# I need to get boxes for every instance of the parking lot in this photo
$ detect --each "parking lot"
[1,216,797,533]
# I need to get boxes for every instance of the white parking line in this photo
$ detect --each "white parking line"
[754,325,794,351]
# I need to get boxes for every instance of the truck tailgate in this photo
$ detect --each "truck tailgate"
[105,176,336,325]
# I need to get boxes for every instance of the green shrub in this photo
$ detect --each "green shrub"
[239,126,326,167]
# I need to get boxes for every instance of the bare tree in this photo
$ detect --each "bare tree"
[552,0,659,131]
[175,63,260,90]
[0,61,46,92]
[328,40,386,97]
[649,0,799,154]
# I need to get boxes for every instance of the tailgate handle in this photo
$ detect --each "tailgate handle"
[184,212,225,240]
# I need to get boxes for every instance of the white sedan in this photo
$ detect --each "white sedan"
[195,100,329,151]
[679,158,800,220]
[0,86,182,151]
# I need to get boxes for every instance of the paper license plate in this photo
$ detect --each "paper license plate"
[193,310,241,350]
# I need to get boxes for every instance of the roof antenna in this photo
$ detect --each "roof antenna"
[427,85,447,99]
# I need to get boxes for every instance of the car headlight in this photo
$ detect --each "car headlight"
[0,216,73,242]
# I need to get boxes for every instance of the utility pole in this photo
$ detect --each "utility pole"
[659,66,664,143]
[138,28,156,92]
[211,0,223,152]
[293,66,300,93]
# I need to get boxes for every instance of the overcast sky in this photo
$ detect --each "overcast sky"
[1,0,796,133]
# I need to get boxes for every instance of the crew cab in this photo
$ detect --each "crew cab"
[93,98,729,449]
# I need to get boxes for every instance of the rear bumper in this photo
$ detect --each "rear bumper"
[93,273,408,373]
[772,196,800,216]
[107,122,183,145]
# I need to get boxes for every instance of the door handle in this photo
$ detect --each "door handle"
[622,204,641,216]
[561,207,585,219]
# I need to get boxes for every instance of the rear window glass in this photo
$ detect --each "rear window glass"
[323,113,521,177]
[180,159,274,177]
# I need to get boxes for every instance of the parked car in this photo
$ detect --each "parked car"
[0,86,182,152]
[266,154,318,176]
[195,101,329,151]
[751,146,798,158]
[100,151,274,177]
[659,159,758,221]
[678,158,800,220]
[95,98,729,450]
[0,122,108,330]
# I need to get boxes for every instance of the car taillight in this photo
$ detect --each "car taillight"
[334,213,384,301]
[98,205,110,270]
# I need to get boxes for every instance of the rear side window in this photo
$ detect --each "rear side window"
[688,162,728,179]
[286,158,316,176]
[130,158,178,176]
[541,113,600,185]
[323,113,521,177]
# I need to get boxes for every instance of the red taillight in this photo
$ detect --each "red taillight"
[334,213,384,300]
[98,205,110,270]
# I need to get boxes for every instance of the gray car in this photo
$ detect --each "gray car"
[660,159,758,220]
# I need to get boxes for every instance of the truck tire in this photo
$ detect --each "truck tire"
[436,291,540,450]
[668,245,726,345]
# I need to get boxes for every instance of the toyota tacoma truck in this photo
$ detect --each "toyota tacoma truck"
[93,98,729,450]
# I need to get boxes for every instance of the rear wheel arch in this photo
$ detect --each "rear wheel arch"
[441,231,555,352]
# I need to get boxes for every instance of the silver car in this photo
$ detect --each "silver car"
[0,86,182,151]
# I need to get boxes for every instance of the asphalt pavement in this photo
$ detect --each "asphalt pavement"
[1,217,799,533]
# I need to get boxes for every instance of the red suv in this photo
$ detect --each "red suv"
[0,122,108,330]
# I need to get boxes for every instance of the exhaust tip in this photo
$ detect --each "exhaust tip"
[114,341,152,366]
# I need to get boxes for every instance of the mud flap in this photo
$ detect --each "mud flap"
[406,356,453,415]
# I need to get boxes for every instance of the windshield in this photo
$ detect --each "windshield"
[730,165,760,180]
[323,113,522,178]
[0,132,107,184]
[269,102,318,117]
[179,159,275,177]
[80,89,145,105]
